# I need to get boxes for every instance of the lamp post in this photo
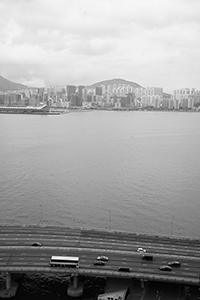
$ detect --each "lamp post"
[170,215,174,237]
[108,210,111,230]
[104,216,109,250]
[178,228,181,246]
[40,204,43,227]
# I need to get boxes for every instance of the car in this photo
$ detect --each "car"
[137,247,146,253]
[159,265,172,271]
[31,242,42,247]
[142,254,154,261]
[118,267,130,272]
[168,261,181,267]
[97,256,109,261]
[94,261,105,266]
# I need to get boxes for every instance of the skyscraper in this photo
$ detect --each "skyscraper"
[67,85,76,101]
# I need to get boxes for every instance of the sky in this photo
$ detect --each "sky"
[0,0,200,93]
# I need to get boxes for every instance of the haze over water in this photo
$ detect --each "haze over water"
[1,111,200,238]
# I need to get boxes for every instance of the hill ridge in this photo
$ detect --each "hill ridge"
[0,75,144,92]
[88,78,142,88]
[0,75,27,92]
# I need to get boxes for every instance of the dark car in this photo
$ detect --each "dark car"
[118,267,130,272]
[142,254,154,261]
[31,242,42,247]
[168,261,181,267]
[159,265,172,271]
[94,261,105,266]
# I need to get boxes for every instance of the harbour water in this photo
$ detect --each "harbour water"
[1,110,200,238]
[1,110,200,298]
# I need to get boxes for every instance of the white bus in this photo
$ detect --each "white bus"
[50,256,79,268]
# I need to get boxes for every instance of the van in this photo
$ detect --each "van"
[118,267,130,272]
[142,255,154,261]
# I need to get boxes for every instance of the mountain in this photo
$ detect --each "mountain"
[88,78,142,89]
[0,75,28,92]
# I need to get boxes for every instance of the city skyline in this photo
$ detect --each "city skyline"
[1,81,199,111]
[0,74,199,96]
[0,0,200,93]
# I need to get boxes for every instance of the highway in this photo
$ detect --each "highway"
[0,226,200,285]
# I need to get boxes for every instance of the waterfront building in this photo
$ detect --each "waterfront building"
[77,85,85,100]
[140,95,147,107]
[162,98,170,109]
[81,87,87,101]
[69,93,76,107]
[114,101,121,109]
[154,97,161,109]
[0,93,5,105]
[174,88,200,108]
[168,99,174,109]
[174,88,194,109]
[86,93,94,102]
[188,97,194,109]
[173,99,179,110]
[66,85,76,101]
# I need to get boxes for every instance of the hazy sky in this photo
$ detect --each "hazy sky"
[0,0,200,92]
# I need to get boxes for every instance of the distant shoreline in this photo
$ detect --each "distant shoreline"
[0,106,199,114]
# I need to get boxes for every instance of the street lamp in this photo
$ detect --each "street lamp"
[170,215,174,237]
[105,222,108,249]
[108,210,111,230]
[40,204,43,226]
[178,228,181,246]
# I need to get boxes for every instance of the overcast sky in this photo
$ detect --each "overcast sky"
[0,0,200,92]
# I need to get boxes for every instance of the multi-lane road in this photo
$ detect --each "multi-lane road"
[0,226,200,285]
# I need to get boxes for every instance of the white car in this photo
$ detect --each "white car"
[137,247,146,253]
[97,256,109,261]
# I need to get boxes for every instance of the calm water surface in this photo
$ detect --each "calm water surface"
[1,111,200,238]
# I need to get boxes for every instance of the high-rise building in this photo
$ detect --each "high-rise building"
[78,85,85,99]
[0,93,5,105]
[96,86,102,96]
[67,85,76,101]
[101,85,106,94]
[86,93,93,102]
